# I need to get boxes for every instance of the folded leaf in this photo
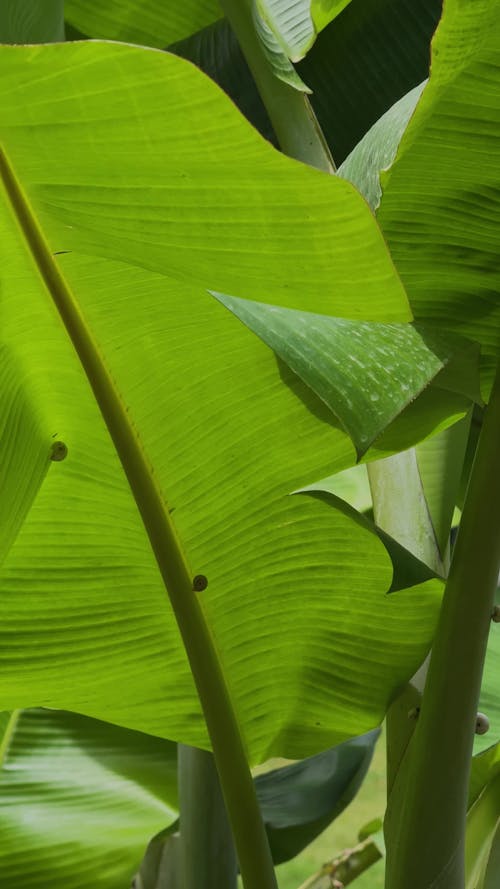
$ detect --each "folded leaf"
[214,293,478,456]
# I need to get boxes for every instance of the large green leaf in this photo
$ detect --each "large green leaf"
[0,0,64,43]
[0,709,177,889]
[64,0,220,47]
[0,40,440,763]
[0,263,443,761]
[0,43,410,321]
[214,293,478,456]
[378,0,500,357]
[297,0,442,164]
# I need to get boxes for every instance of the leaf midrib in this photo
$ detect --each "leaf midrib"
[0,144,273,886]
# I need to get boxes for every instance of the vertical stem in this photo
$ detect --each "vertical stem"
[178,745,238,889]
[386,367,500,889]
[220,0,335,173]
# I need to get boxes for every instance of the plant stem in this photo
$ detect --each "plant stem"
[297,838,383,888]
[0,148,277,889]
[220,0,335,173]
[385,366,500,889]
[178,745,238,889]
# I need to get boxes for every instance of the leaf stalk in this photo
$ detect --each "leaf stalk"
[0,146,277,889]
[385,366,500,889]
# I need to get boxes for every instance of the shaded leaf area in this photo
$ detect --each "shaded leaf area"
[256,729,380,864]
[0,709,177,889]
[0,43,411,322]
[338,82,426,211]
[214,293,479,456]
[0,0,64,43]
[64,0,220,47]
[0,206,442,761]
[378,0,500,359]
[297,0,442,164]
[169,18,277,146]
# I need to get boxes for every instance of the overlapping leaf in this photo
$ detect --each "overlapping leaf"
[215,293,478,456]
[0,709,177,889]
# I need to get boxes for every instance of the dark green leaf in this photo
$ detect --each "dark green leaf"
[0,0,64,43]
[297,0,442,164]
[255,730,380,864]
